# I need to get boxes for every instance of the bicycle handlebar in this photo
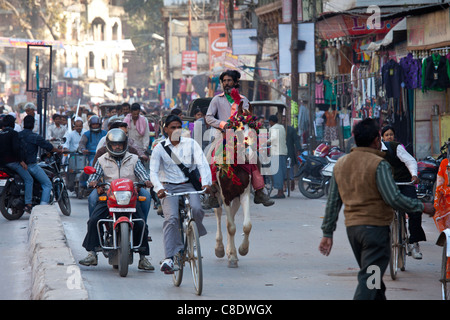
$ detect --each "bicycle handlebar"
[395,181,415,186]
[164,189,207,197]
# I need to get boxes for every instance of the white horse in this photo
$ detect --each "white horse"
[212,103,259,268]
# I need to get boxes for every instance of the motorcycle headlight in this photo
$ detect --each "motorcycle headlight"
[113,191,132,205]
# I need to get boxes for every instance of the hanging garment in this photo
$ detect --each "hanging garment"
[422,53,450,91]
[315,79,325,104]
[325,47,339,76]
[400,53,422,89]
[381,59,403,98]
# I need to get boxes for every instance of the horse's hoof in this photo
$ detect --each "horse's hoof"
[239,246,249,256]
[215,247,225,258]
[228,260,238,268]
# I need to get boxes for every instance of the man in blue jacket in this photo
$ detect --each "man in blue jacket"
[19,115,62,205]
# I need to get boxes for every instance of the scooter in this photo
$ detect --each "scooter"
[84,166,147,277]
[296,143,345,199]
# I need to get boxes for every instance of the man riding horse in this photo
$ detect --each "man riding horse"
[205,69,274,207]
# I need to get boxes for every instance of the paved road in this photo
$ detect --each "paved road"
[62,189,443,300]
[0,188,443,300]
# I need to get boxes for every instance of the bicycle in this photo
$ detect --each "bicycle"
[389,181,413,280]
[164,189,205,295]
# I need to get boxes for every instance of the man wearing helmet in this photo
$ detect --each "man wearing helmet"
[79,128,154,270]
[77,115,107,194]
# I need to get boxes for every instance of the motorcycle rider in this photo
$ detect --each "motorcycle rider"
[0,115,33,213]
[79,128,154,270]
[19,115,63,206]
[77,115,107,194]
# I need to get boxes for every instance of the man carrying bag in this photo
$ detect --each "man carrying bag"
[149,115,212,273]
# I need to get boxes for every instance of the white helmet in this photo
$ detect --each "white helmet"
[105,128,128,158]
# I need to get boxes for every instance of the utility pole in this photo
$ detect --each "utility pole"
[290,0,299,130]
[309,0,317,152]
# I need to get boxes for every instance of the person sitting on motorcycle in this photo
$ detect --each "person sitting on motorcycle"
[87,121,151,219]
[150,115,212,274]
[19,115,63,206]
[79,128,154,270]
[77,115,107,194]
[0,115,33,213]
[381,125,425,259]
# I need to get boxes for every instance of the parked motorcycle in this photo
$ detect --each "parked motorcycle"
[84,166,147,277]
[0,152,71,220]
[297,143,345,199]
[416,141,448,203]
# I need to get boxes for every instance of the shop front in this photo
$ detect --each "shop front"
[406,7,450,159]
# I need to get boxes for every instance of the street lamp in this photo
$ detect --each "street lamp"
[26,44,53,139]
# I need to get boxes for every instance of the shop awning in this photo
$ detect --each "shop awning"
[361,18,406,51]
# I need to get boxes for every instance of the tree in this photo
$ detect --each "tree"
[0,0,67,40]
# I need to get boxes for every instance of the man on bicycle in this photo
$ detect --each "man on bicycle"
[150,115,212,274]
[318,118,427,300]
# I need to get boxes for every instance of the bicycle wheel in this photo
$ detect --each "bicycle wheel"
[389,212,400,280]
[172,214,186,287]
[441,239,450,300]
[187,220,203,295]
[398,212,407,272]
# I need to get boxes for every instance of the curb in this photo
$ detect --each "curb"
[28,205,88,300]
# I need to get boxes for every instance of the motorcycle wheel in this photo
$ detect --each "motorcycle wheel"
[118,223,130,277]
[0,188,25,220]
[298,172,325,199]
[58,186,71,216]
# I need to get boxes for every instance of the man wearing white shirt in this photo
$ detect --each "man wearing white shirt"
[62,117,86,193]
[22,102,40,134]
[268,114,288,199]
[62,117,86,153]
[150,115,211,274]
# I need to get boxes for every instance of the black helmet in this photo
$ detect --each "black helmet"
[88,115,102,132]
[106,128,128,158]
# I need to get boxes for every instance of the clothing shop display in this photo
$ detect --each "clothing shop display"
[382,59,403,98]
[325,47,339,76]
[339,110,351,140]
[422,53,450,91]
[400,53,422,89]
[338,45,353,74]
[315,78,325,104]
[315,109,325,141]
[324,78,337,105]
[323,109,339,143]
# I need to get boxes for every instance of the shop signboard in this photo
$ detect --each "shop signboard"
[208,23,229,70]
[181,51,198,75]
[317,14,402,39]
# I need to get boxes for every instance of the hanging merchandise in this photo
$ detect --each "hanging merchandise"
[422,53,450,92]
[381,59,403,99]
[315,76,325,104]
[399,53,422,89]
[323,77,337,105]
[323,107,339,143]
[324,46,339,76]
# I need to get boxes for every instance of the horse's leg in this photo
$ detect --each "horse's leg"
[214,206,225,258]
[225,200,239,268]
[238,184,252,256]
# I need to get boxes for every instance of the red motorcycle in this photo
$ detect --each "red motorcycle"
[84,166,147,277]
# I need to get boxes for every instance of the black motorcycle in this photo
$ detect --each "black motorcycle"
[0,152,71,220]
[296,152,330,199]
